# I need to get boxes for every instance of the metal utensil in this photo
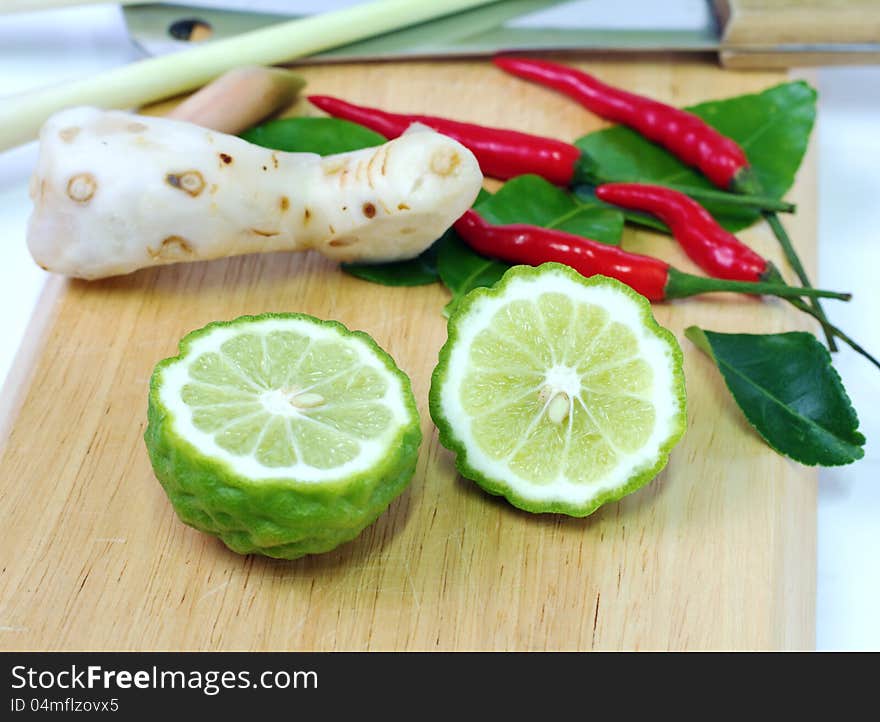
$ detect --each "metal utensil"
[123,0,720,62]
[123,0,880,69]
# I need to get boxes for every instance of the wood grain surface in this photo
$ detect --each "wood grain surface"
[716,0,880,45]
[0,58,817,651]
[715,0,880,68]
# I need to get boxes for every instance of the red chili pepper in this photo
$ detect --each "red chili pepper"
[595,183,768,282]
[308,94,793,215]
[453,211,846,304]
[455,210,668,299]
[492,57,838,348]
[492,57,750,191]
[593,183,880,368]
[307,95,581,185]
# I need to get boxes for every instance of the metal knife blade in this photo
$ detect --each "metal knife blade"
[123,0,722,62]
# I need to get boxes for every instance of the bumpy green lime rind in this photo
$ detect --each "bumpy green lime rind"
[145,313,421,560]
[429,263,687,518]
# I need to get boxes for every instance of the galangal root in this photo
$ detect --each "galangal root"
[28,106,482,279]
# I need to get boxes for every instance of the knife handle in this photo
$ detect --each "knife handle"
[714,0,880,68]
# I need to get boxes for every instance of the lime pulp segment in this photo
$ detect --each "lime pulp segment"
[159,316,411,482]
[430,264,686,516]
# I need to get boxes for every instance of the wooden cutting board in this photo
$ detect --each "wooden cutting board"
[0,58,817,651]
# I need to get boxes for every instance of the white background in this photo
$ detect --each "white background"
[0,1,877,650]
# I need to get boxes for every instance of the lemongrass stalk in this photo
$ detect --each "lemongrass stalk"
[0,0,500,150]
[2,0,140,12]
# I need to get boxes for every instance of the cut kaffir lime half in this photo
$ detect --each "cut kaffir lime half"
[145,313,421,559]
[430,263,686,517]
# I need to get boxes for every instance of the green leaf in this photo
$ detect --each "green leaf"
[575,81,817,231]
[437,178,624,313]
[241,117,385,155]
[686,327,865,466]
[437,228,510,317]
[476,175,624,245]
[342,245,439,286]
[345,188,494,290]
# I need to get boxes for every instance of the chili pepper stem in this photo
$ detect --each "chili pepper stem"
[783,296,880,370]
[664,268,850,301]
[733,168,837,351]
[762,263,836,344]
[761,263,877,368]
[665,183,795,214]
[573,156,793,214]
[762,211,838,350]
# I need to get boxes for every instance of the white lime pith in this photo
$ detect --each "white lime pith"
[430,263,686,517]
[145,313,421,559]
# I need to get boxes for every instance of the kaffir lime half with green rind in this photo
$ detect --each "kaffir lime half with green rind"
[430,263,686,517]
[145,313,421,559]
